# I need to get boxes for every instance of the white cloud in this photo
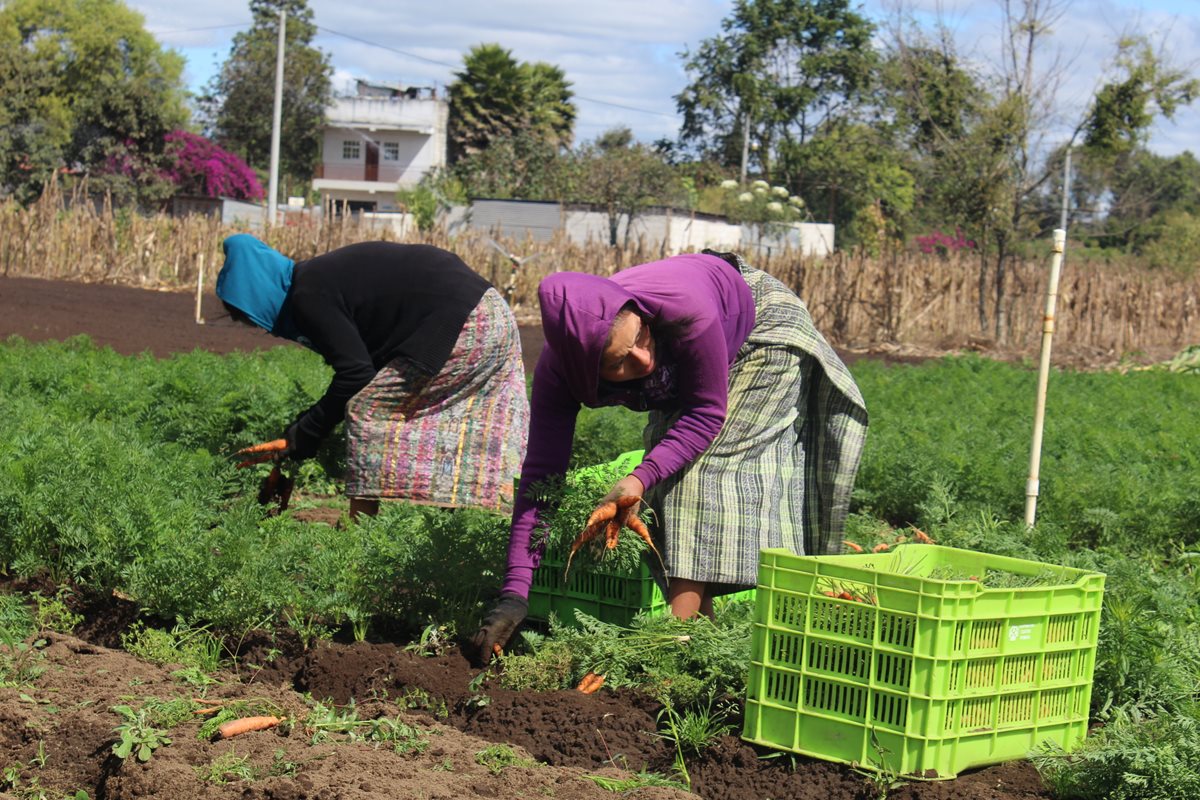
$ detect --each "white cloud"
[132,0,1197,154]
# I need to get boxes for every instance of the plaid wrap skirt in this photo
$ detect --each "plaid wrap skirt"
[643,261,868,588]
[344,288,529,512]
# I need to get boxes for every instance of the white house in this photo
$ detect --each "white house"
[311,79,448,213]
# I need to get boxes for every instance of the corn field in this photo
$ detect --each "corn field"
[3,184,1198,359]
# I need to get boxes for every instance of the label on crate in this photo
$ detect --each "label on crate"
[1008,623,1036,642]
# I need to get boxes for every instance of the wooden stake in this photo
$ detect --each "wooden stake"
[1025,229,1066,528]
[195,253,205,325]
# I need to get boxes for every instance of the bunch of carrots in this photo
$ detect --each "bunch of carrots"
[564,495,664,578]
[842,525,934,554]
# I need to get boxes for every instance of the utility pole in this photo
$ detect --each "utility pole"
[739,111,750,183]
[267,7,286,224]
[1060,147,1072,232]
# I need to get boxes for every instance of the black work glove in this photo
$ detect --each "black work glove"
[283,419,321,462]
[468,593,528,667]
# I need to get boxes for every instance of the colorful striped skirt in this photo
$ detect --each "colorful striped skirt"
[643,262,869,588]
[344,288,529,512]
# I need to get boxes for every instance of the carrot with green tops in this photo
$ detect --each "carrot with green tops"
[216,715,281,739]
[565,495,659,576]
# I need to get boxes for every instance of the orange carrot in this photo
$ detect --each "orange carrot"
[216,715,281,739]
[235,439,288,456]
[564,520,605,576]
[843,541,864,553]
[872,543,890,553]
[838,591,854,600]
[193,706,222,716]
[586,501,618,527]
[625,516,666,572]
[605,519,621,550]
[492,643,503,658]
[616,495,642,509]
[910,526,935,544]
[236,453,277,469]
[575,672,605,694]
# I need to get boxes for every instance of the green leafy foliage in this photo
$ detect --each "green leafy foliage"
[0,595,35,644]
[110,705,172,762]
[0,0,189,205]
[852,355,1200,554]
[505,604,753,709]
[120,621,223,672]
[1032,710,1200,800]
[305,699,429,754]
[473,744,539,775]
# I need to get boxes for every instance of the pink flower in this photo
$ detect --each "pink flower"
[163,131,264,201]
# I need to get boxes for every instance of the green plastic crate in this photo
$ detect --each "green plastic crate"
[742,544,1105,779]
[529,557,670,626]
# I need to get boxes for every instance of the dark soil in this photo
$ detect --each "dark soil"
[0,275,1057,798]
[0,585,1054,800]
[0,275,549,375]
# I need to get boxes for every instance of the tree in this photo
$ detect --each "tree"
[448,44,575,164]
[451,129,567,200]
[0,0,189,204]
[782,123,915,252]
[201,0,332,198]
[675,0,877,182]
[162,131,264,201]
[572,127,681,246]
[880,2,1193,337]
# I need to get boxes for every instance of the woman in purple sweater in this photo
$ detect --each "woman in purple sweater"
[472,250,868,659]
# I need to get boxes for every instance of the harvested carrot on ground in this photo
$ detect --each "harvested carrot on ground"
[843,541,864,553]
[576,672,605,694]
[216,715,281,739]
[872,543,890,553]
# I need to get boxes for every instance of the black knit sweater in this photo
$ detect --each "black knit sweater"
[286,242,491,443]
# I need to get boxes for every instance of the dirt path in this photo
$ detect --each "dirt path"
[0,275,549,374]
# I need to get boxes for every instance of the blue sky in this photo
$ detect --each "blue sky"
[134,0,1199,157]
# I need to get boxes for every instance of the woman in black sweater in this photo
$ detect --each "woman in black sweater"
[216,235,529,517]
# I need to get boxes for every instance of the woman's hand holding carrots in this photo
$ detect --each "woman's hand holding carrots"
[564,476,666,578]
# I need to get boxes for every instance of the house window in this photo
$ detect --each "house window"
[342,140,360,160]
[382,142,400,161]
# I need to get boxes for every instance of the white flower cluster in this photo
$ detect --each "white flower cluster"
[720,179,807,222]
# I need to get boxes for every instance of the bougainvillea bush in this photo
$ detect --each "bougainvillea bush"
[162,130,263,201]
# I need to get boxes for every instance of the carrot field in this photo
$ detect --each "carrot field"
[1,300,1199,798]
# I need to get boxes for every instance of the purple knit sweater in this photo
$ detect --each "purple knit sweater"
[501,253,756,598]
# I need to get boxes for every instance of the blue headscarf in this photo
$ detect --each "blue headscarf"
[215,234,301,341]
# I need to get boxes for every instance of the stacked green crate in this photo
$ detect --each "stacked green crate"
[742,545,1105,779]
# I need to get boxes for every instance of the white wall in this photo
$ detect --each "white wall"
[465,199,834,256]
